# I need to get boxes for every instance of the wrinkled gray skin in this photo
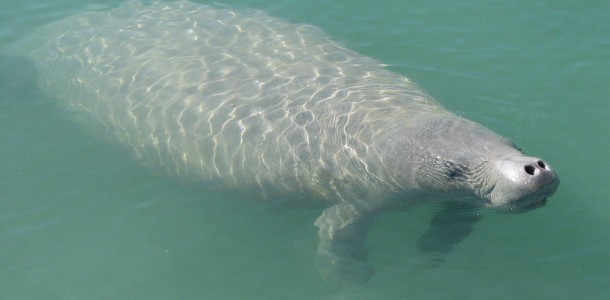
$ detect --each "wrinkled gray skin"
[19,1,559,284]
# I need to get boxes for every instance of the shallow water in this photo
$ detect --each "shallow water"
[1,0,609,299]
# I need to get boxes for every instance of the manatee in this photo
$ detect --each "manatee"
[15,1,559,284]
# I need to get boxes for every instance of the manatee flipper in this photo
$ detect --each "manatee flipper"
[314,204,375,284]
[417,202,481,260]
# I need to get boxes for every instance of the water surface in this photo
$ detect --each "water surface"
[1,0,609,299]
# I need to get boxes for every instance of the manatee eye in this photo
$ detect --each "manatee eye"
[444,161,468,181]
[447,168,463,179]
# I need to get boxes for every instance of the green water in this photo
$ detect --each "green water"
[1,0,608,299]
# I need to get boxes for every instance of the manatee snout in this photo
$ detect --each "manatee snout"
[503,156,558,185]
[492,155,559,212]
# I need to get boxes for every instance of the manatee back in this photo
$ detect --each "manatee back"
[24,1,440,196]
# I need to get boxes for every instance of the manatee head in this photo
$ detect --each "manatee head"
[392,115,559,213]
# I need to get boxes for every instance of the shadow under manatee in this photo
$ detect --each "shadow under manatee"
[417,202,482,262]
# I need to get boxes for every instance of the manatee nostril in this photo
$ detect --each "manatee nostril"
[524,165,536,175]
[537,160,546,169]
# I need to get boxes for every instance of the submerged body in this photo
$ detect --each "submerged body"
[22,1,558,283]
